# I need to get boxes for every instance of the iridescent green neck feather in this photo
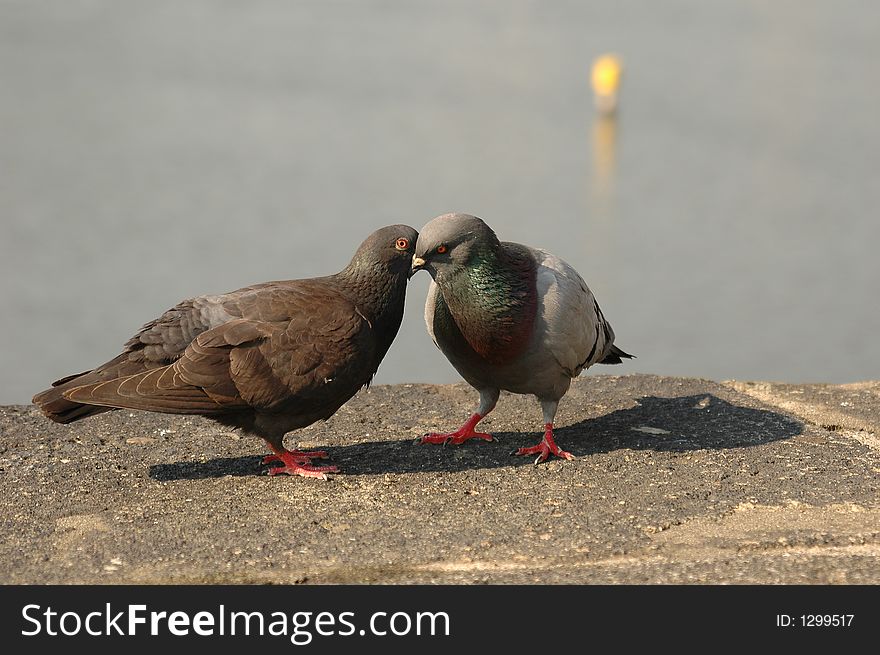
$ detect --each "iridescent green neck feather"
[436,242,537,364]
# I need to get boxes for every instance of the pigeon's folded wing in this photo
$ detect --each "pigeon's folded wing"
[536,253,614,377]
[62,293,375,415]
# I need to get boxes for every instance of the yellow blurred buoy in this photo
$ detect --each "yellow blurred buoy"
[591,54,623,114]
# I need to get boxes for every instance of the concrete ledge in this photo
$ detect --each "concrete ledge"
[1,374,878,584]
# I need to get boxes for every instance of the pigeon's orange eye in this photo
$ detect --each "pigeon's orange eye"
[436,245,447,254]
[395,238,409,250]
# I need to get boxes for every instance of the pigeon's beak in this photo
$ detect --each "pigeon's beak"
[409,256,426,278]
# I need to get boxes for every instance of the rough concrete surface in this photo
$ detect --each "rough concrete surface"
[1,374,878,584]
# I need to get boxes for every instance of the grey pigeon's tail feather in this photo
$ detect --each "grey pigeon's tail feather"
[598,344,635,365]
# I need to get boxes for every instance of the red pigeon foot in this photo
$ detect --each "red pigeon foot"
[264,447,338,479]
[262,449,329,466]
[514,423,573,463]
[420,412,493,445]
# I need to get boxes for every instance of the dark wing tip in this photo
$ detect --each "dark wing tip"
[598,344,635,365]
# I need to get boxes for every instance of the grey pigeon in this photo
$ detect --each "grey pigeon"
[410,213,632,462]
[33,225,418,479]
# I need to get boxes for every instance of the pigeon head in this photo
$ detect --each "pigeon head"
[411,213,500,281]
[349,224,419,276]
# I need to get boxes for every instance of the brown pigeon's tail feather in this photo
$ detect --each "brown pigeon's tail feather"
[32,370,116,424]
[62,367,227,415]
[598,344,635,365]
[50,370,93,387]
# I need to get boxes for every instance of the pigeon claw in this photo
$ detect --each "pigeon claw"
[262,447,338,479]
[420,431,494,446]
[262,449,329,466]
[513,427,573,464]
[418,412,493,447]
[266,461,338,479]
[514,441,574,464]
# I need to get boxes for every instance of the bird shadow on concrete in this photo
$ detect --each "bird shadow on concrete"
[148,393,804,480]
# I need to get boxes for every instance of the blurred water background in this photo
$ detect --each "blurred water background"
[2,0,878,404]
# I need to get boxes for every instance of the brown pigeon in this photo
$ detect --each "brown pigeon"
[410,213,633,462]
[33,225,418,478]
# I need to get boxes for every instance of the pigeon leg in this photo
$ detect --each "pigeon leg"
[514,423,574,463]
[513,400,573,463]
[262,444,338,479]
[420,412,494,445]
[419,389,501,446]
[420,388,499,446]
